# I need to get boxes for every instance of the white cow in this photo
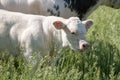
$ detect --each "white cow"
[0,10,93,60]
[0,0,120,20]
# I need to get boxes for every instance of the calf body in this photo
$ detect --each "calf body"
[0,10,93,60]
[0,0,120,20]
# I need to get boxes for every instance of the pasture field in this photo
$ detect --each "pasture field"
[0,6,120,80]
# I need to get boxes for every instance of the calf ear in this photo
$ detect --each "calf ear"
[53,21,66,29]
[82,19,94,30]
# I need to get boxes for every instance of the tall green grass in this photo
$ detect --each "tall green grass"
[0,6,120,80]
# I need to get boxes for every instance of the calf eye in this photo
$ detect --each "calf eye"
[71,32,76,35]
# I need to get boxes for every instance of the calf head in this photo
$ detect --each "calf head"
[53,17,93,52]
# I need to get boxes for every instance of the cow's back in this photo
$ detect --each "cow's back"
[0,10,45,54]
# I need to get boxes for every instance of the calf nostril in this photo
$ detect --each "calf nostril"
[83,44,86,48]
[82,44,89,49]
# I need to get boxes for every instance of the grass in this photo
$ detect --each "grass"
[0,6,120,80]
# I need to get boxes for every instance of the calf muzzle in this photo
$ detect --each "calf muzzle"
[79,40,90,51]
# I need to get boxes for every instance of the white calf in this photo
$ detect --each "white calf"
[0,10,93,60]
